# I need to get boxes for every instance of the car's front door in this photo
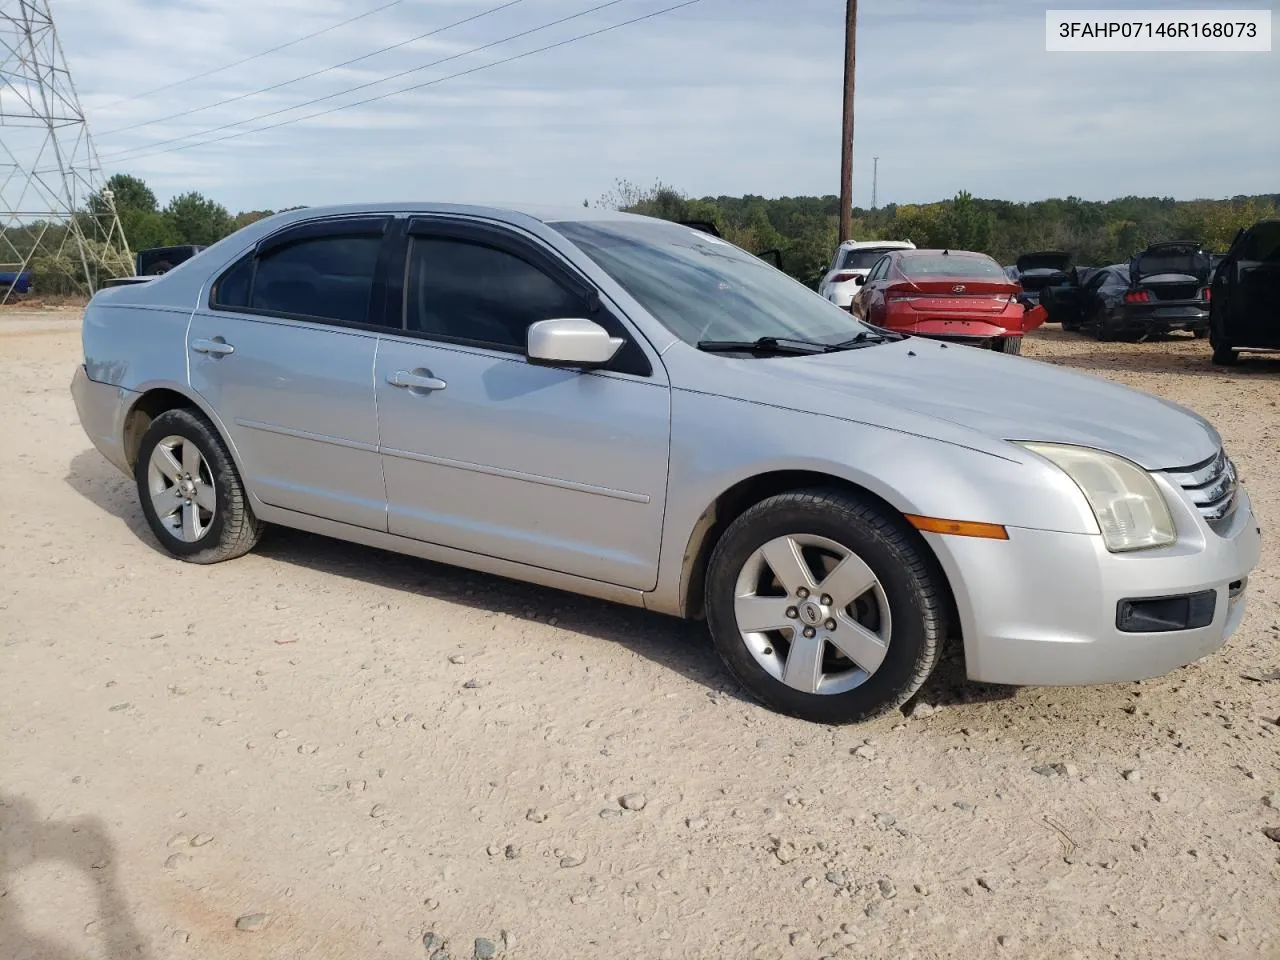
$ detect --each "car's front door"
[1220,222,1280,346]
[187,216,396,530]
[372,217,671,591]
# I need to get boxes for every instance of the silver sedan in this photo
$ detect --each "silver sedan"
[71,203,1261,724]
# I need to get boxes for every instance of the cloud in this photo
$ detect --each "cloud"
[41,0,1279,213]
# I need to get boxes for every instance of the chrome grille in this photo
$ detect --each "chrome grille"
[1166,449,1238,531]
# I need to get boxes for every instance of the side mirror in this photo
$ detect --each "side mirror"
[527,317,623,369]
[853,275,866,286]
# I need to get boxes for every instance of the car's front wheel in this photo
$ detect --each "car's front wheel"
[134,408,264,563]
[704,489,948,724]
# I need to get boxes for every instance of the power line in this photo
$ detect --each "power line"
[95,0,408,110]
[102,0,705,168]
[97,0,529,137]
[98,0,634,163]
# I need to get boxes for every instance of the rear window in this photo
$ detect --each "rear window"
[838,247,900,270]
[898,254,1005,278]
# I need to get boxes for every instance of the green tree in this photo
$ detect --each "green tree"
[163,191,234,246]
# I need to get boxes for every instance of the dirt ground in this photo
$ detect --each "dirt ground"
[2,309,1278,960]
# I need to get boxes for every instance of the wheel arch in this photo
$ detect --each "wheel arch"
[672,470,960,641]
[122,383,245,479]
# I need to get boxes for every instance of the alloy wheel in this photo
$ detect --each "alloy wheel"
[732,534,891,695]
[146,435,216,542]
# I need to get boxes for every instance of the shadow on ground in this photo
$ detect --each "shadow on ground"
[1030,328,1280,378]
[0,794,149,960]
[64,448,1013,716]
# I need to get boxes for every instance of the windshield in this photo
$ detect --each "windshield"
[899,254,1005,278]
[838,247,899,270]
[551,219,874,347]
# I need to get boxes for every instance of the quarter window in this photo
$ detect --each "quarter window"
[250,235,383,325]
[211,254,252,308]
[406,237,584,349]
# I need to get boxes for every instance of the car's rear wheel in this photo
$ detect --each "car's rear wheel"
[704,489,947,724]
[992,336,1022,355]
[134,408,263,563]
[1192,326,1208,339]
[1211,339,1239,365]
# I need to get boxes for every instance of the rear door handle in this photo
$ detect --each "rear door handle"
[387,369,447,392]
[191,337,234,356]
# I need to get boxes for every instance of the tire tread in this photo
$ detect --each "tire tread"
[705,487,947,724]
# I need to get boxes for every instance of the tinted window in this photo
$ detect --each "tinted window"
[868,256,891,281]
[406,238,583,349]
[553,219,875,347]
[839,247,901,270]
[211,255,253,308]
[250,235,382,325]
[898,254,1005,278]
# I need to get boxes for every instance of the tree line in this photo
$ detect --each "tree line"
[598,179,1278,287]
[10,172,1276,296]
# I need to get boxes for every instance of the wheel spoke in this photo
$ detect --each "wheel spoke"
[193,482,216,512]
[734,596,794,635]
[182,502,199,541]
[151,486,183,520]
[828,618,888,675]
[817,553,878,607]
[760,536,814,595]
[781,631,826,693]
[153,445,182,481]
[182,440,203,478]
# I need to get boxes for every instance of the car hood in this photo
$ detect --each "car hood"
[715,339,1220,470]
[1016,251,1072,273]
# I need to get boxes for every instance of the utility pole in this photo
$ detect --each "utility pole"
[838,0,858,242]
[872,156,879,210]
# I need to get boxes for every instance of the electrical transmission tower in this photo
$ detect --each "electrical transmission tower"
[0,0,132,305]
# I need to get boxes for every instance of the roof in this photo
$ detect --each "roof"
[837,239,915,250]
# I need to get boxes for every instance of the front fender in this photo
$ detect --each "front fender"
[647,391,1097,616]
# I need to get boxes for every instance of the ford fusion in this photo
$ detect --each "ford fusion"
[71,204,1262,724]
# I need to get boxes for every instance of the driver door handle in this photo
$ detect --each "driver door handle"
[191,337,234,356]
[387,370,447,392]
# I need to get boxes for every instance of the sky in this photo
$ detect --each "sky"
[50,0,1280,212]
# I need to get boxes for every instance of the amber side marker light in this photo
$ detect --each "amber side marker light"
[905,514,1009,540]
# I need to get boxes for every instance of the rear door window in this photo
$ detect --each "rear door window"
[251,236,383,326]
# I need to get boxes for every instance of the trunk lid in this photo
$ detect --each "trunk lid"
[890,278,1018,314]
[1131,242,1210,285]
[1016,251,1072,273]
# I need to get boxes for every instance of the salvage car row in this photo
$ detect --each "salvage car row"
[816,220,1279,366]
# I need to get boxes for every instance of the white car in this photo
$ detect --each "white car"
[819,240,916,309]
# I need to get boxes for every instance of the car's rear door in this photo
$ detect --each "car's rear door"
[371,216,671,591]
[187,215,396,530]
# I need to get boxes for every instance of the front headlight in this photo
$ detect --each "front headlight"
[1016,442,1176,552]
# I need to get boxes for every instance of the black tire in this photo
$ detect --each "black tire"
[1061,318,1080,332]
[1192,327,1208,339]
[134,408,263,563]
[1211,339,1239,366]
[704,488,948,724]
[993,336,1023,355]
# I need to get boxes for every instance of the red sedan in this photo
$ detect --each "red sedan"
[850,248,1045,354]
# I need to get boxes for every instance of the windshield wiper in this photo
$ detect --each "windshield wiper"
[697,337,834,355]
[832,329,905,347]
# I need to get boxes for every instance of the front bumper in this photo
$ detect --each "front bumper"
[928,484,1262,686]
[71,364,137,478]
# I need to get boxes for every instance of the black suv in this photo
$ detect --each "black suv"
[1209,219,1280,365]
